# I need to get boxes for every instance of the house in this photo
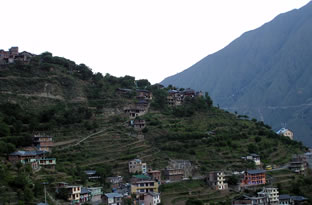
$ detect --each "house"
[136,89,153,100]
[136,192,161,205]
[16,51,34,62]
[88,187,102,203]
[257,187,279,205]
[206,171,228,190]
[124,107,147,119]
[132,119,146,130]
[291,196,308,205]
[8,150,47,164]
[80,187,91,203]
[279,195,294,205]
[167,159,193,178]
[103,192,123,205]
[289,155,308,174]
[246,154,261,166]
[33,134,53,152]
[107,176,123,189]
[84,170,101,180]
[242,170,266,186]
[147,170,161,182]
[129,159,147,174]
[60,185,82,204]
[232,195,269,205]
[167,90,183,106]
[130,180,159,194]
[163,168,184,181]
[38,158,56,169]
[276,128,294,140]
[0,47,34,64]
[182,89,196,98]
[304,152,312,169]
[144,192,161,205]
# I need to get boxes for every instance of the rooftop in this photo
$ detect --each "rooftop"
[9,150,48,156]
[246,170,265,175]
[105,192,123,198]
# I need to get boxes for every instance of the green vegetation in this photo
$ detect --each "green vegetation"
[0,52,309,203]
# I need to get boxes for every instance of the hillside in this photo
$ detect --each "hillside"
[0,52,309,204]
[161,1,312,147]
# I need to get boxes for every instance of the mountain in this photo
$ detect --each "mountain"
[161,2,312,147]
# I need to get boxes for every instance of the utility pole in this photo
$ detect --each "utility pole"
[42,182,48,204]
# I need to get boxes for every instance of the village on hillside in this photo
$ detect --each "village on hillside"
[5,84,312,205]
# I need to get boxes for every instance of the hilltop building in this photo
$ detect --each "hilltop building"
[276,128,294,140]
[0,47,34,64]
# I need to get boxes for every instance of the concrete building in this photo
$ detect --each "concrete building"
[242,170,266,186]
[258,187,279,205]
[129,159,147,174]
[103,192,123,205]
[33,134,53,152]
[276,128,294,140]
[131,180,159,194]
[207,171,228,190]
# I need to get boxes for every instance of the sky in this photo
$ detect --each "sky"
[1,0,310,84]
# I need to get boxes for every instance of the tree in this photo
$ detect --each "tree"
[204,92,213,107]
[0,121,10,137]
[136,79,151,88]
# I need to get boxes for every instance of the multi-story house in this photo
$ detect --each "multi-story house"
[129,159,147,174]
[289,155,308,174]
[242,170,266,186]
[246,154,261,166]
[88,187,103,203]
[136,89,153,100]
[132,119,146,130]
[131,180,159,194]
[33,134,53,152]
[8,150,47,164]
[103,192,123,205]
[38,158,56,169]
[136,192,161,205]
[167,159,193,178]
[61,185,82,204]
[258,187,279,205]
[207,171,228,190]
[147,170,161,182]
[163,168,184,181]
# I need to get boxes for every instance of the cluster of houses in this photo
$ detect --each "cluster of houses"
[55,182,103,204]
[0,46,34,65]
[167,89,203,106]
[232,187,308,205]
[8,134,56,170]
[119,89,152,119]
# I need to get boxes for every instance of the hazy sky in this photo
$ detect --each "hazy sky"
[1,0,310,83]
